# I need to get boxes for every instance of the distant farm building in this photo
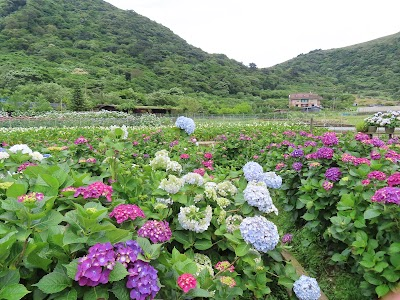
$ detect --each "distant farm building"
[289,93,322,108]
[95,104,176,114]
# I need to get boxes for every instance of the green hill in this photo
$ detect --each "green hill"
[0,0,399,113]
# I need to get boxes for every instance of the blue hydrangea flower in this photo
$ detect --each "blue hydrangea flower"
[259,172,282,189]
[240,216,279,253]
[244,181,278,214]
[243,161,263,181]
[175,116,195,135]
[293,275,321,300]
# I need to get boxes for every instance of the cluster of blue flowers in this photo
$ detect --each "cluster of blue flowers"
[239,216,279,253]
[243,161,263,181]
[293,275,321,300]
[175,116,195,135]
[243,181,278,215]
[243,162,282,189]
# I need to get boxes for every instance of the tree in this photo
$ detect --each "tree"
[249,63,257,69]
[71,86,85,111]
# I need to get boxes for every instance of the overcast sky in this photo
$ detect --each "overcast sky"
[104,0,399,68]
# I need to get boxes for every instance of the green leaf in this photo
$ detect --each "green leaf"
[109,262,129,282]
[278,277,293,288]
[0,269,19,289]
[64,260,78,280]
[375,284,390,298]
[388,243,400,255]
[0,231,17,263]
[268,249,283,262]
[54,289,78,300]
[194,239,212,251]
[33,270,72,294]
[6,183,27,198]
[83,286,109,300]
[235,243,250,257]
[0,284,30,300]
[382,269,400,282]
[111,281,130,300]
[189,288,213,298]
[364,208,381,219]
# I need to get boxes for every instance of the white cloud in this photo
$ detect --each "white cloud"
[105,0,400,67]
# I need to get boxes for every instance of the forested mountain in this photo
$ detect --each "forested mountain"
[0,0,399,113]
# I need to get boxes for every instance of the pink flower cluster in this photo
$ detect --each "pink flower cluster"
[219,276,236,287]
[137,220,172,243]
[109,204,145,224]
[371,187,400,205]
[74,136,88,145]
[321,132,338,146]
[340,154,371,166]
[17,162,37,173]
[387,173,400,187]
[180,153,190,159]
[177,273,197,293]
[18,192,44,203]
[74,181,113,202]
[367,171,386,181]
[322,181,333,191]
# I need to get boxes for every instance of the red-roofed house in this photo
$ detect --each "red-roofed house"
[289,93,322,108]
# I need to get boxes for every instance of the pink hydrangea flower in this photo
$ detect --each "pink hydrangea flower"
[74,136,88,145]
[387,173,400,187]
[204,152,213,160]
[193,168,205,176]
[177,274,197,293]
[109,204,145,224]
[74,181,113,202]
[180,153,190,159]
[361,179,370,186]
[219,276,236,287]
[137,220,172,243]
[215,261,235,273]
[322,181,333,191]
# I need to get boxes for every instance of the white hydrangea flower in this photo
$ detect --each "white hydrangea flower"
[217,181,238,197]
[9,144,33,154]
[182,172,204,186]
[30,151,44,161]
[154,149,169,157]
[204,182,218,200]
[159,175,184,194]
[178,205,212,233]
[194,253,214,276]
[166,161,182,174]
[150,155,171,170]
[0,152,10,160]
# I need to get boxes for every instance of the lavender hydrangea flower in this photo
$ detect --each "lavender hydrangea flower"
[244,181,278,215]
[138,220,172,243]
[243,161,263,181]
[240,216,279,253]
[293,275,321,300]
[258,172,282,189]
[126,260,160,300]
[175,116,195,135]
[325,167,342,182]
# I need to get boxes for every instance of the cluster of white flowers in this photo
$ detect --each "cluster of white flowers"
[110,125,128,139]
[182,172,204,186]
[244,181,278,215]
[194,194,204,203]
[159,175,184,194]
[0,152,10,160]
[194,253,214,276]
[7,144,45,161]
[217,209,226,224]
[216,181,238,197]
[225,214,243,233]
[150,150,182,173]
[365,111,400,128]
[178,205,212,233]
[204,182,218,200]
[156,197,173,206]
[166,161,182,174]
[215,197,231,208]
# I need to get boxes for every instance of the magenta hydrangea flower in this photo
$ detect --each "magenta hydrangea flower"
[367,171,386,181]
[18,192,44,204]
[275,162,286,171]
[177,273,197,293]
[385,150,400,163]
[304,141,317,147]
[138,220,172,243]
[370,137,385,147]
[74,136,88,145]
[321,132,338,146]
[109,204,145,224]
[316,147,334,159]
[17,162,38,173]
[387,173,400,187]
[74,181,113,202]
[353,157,371,166]
[322,181,333,191]
[362,179,370,185]
[370,150,381,160]
[75,242,116,287]
[371,187,400,205]
[325,167,342,182]
[126,260,160,299]
[355,132,370,141]
[282,233,293,244]
[180,153,190,159]
[204,152,213,160]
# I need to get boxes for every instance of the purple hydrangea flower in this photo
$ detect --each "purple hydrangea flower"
[316,147,334,159]
[137,220,172,243]
[387,173,400,187]
[371,187,400,205]
[75,242,116,286]
[367,171,386,181]
[126,260,160,300]
[325,167,342,182]
[322,181,333,191]
[281,233,293,244]
[114,240,143,268]
[321,132,338,146]
[292,162,303,171]
[291,149,304,158]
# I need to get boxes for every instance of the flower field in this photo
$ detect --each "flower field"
[0,119,399,300]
